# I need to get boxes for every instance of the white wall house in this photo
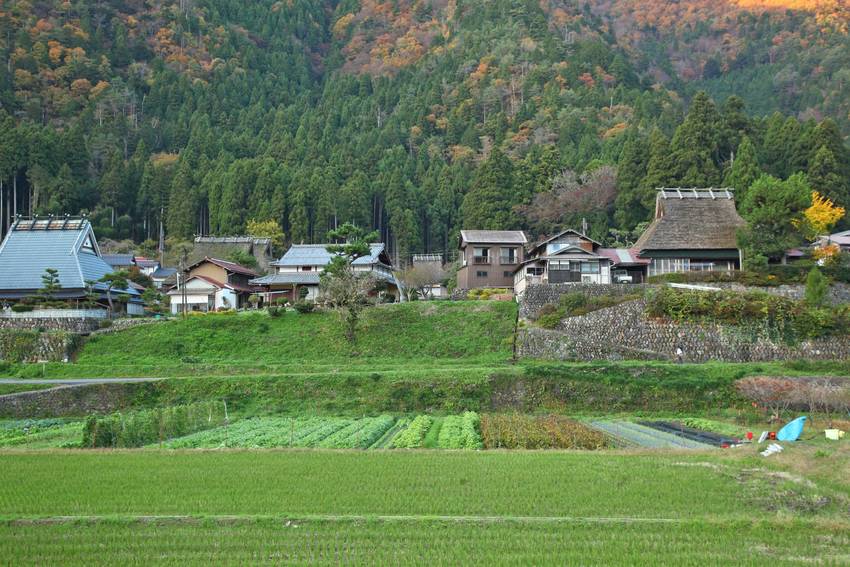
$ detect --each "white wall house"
[167,275,239,314]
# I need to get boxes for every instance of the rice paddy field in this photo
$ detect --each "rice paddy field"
[0,449,848,565]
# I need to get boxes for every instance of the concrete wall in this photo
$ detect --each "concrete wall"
[517,299,850,363]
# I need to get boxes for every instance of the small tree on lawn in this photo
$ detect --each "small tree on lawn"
[320,223,379,343]
[98,270,130,318]
[399,262,447,301]
[37,268,62,306]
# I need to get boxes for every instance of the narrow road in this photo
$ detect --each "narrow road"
[0,378,162,385]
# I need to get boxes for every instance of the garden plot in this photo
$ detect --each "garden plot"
[162,416,398,449]
[590,421,714,449]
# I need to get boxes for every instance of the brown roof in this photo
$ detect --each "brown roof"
[459,230,528,245]
[186,256,258,277]
[634,189,746,252]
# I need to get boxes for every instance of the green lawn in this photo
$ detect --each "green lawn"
[0,449,847,565]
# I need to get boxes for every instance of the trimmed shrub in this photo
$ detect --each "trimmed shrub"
[293,301,316,314]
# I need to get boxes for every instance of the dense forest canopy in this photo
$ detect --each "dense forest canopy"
[0,0,848,264]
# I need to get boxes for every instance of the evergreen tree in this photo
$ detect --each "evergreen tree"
[808,145,847,206]
[738,173,811,262]
[723,135,761,200]
[613,131,649,230]
[638,128,674,209]
[460,149,517,230]
[669,92,721,186]
[166,161,196,239]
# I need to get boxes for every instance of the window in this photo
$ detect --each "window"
[476,270,488,277]
[473,247,490,264]
[503,271,513,278]
[301,266,312,272]
[648,258,691,276]
[580,261,600,274]
[500,247,517,265]
[549,260,569,271]
[526,267,544,276]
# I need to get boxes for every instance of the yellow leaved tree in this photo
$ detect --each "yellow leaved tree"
[246,219,285,251]
[794,191,845,241]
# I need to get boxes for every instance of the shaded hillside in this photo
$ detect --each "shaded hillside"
[0,0,847,259]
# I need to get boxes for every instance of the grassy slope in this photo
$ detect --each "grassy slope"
[79,301,517,366]
[0,449,847,565]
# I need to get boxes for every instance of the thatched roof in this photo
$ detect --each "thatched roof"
[634,189,746,252]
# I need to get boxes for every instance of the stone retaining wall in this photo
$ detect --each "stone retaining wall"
[0,317,100,333]
[517,299,850,363]
[89,317,164,335]
[519,283,652,319]
[0,330,81,362]
[0,383,149,418]
[519,282,850,320]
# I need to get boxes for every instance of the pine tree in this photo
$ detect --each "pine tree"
[738,173,811,262]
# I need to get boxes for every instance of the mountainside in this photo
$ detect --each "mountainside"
[0,0,848,260]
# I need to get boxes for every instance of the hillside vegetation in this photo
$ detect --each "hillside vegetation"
[0,0,848,256]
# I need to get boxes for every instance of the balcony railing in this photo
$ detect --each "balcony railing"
[499,258,518,265]
[473,256,491,265]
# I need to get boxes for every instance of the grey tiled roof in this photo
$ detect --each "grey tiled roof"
[101,254,136,267]
[151,267,178,279]
[273,244,388,267]
[0,219,139,296]
[250,273,321,285]
[460,230,528,245]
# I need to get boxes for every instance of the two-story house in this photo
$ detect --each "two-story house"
[512,229,616,294]
[250,243,399,303]
[167,257,259,314]
[456,230,528,290]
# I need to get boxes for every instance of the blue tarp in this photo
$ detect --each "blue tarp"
[777,416,806,442]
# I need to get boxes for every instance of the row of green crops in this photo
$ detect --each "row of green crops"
[392,415,433,448]
[161,415,486,450]
[83,402,227,448]
[162,416,399,449]
[436,412,483,449]
[0,419,83,449]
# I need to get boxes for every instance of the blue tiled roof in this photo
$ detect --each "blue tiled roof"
[0,219,139,296]
[101,254,136,267]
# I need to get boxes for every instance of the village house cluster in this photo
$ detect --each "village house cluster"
[0,188,838,318]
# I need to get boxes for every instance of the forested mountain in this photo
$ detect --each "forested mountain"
[0,0,848,263]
